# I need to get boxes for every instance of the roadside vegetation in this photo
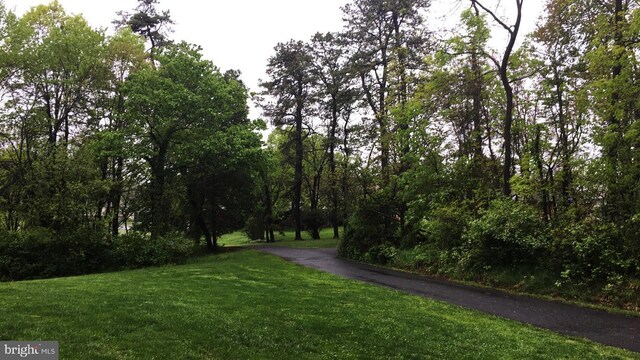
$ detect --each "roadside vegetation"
[0,251,634,359]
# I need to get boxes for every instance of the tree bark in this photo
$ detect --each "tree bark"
[329,96,340,239]
[294,86,304,241]
[263,172,276,243]
[149,142,169,239]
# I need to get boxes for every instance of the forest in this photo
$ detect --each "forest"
[0,0,639,308]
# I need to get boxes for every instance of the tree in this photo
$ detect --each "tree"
[115,0,173,65]
[343,0,430,179]
[309,32,358,239]
[179,121,263,250]
[302,134,328,239]
[124,43,221,239]
[471,0,524,196]
[96,29,147,236]
[532,0,588,212]
[0,2,111,232]
[261,40,316,240]
[424,8,496,194]
[585,0,640,252]
[0,0,16,96]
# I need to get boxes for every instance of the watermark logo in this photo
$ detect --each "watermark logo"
[0,342,57,360]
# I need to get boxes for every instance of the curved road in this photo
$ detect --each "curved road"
[257,246,639,353]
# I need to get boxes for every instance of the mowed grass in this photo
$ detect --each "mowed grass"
[0,251,635,359]
[219,227,340,248]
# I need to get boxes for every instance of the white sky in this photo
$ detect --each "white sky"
[4,0,546,119]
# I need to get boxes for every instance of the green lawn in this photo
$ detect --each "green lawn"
[218,227,340,248]
[0,251,635,359]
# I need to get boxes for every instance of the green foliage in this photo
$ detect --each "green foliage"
[302,208,327,235]
[411,200,473,250]
[244,215,265,241]
[112,232,195,268]
[391,243,453,272]
[0,225,110,281]
[551,219,632,288]
[0,227,195,281]
[364,243,398,265]
[462,199,549,268]
[339,194,401,259]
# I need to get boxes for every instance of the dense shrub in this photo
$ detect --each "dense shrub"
[0,229,196,281]
[364,243,398,265]
[112,232,195,268]
[462,199,549,268]
[302,208,327,237]
[339,195,401,259]
[244,215,265,241]
[410,201,472,249]
[391,243,447,271]
[0,226,111,281]
[551,220,632,287]
[622,215,640,268]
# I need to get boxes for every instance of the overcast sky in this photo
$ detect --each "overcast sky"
[4,0,546,119]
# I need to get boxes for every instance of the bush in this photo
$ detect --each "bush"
[462,199,549,268]
[392,243,445,270]
[0,228,57,281]
[364,243,398,265]
[551,220,632,287]
[339,194,401,260]
[112,232,195,268]
[302,208,327,237]
[410,201,472,249]
[0,228,196,281]
[244,216,265,241]
[0,225,110,281]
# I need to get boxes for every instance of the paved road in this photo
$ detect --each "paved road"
[257,246,640,353]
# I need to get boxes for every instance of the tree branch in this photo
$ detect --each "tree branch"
[471,0,513,34]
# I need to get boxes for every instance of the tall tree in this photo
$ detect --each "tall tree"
[533,0,587,210]
[261,40,316,240]
[585,0,640,246]
[302,134,328,239]
[96,29,147,236]
[123,42,231,239]
[0,2,111,232]
[309,32,357,239]
[471,0,524,196]
[343,0,430,179]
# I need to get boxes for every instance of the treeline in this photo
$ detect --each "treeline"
[258,0,639,306]
[0,0,264,280]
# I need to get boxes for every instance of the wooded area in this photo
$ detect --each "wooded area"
[0,0,264,279]
[258,0,640,306]
[0,0,638,306]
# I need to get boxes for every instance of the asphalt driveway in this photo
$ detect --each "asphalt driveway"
[257,246,640,353]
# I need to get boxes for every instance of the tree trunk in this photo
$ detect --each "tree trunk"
[554,69,571,206]
[310,173,321,240]
[206,174,218,251]
[149,142,169,239]
[293,83,304,241]
[471,28,484,179]
[263,173,276,243]
[111,156,124,237]
[187,181,211,247]
[604,0,627,223]
[329,96,340,239]
[534,125,549,222]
